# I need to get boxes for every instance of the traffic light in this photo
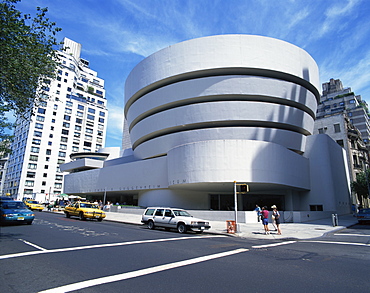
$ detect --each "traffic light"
[237,184,249,193]
[240,184,249,193]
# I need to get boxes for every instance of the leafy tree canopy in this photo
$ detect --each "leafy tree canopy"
[0,0,62,156]
[351,170,370,204]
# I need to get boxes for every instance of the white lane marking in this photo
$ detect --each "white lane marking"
[252,241,297,249]
[334,233,370,237]
[39,248,248,293]
[19,239,47,251]
[303,240,370,247]
[0,235,226,260]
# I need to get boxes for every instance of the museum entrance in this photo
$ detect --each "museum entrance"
[210,194,285,211]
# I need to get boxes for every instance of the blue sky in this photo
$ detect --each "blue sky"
[15,0,370,148]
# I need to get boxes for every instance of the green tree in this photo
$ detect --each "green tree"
[0,0,62,155]
[351,170,370,207]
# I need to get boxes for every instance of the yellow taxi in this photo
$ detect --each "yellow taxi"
[64,201,106,221]
[24,200,45,212]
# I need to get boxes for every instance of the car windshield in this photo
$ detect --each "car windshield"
[1,202,27,209]
[28,201,38,204]
[79,203,98,209]
[173,210,192,217]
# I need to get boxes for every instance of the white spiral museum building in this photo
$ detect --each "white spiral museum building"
[62,35,351,219]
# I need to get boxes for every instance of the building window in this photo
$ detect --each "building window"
[55,175,63,181]
[66,101,73,107]
[26,172,36,178]
[64,115,71,121]
[46,149,51,155]
[75,125,81,131]
[42,181,46,186]
[49,134,53,138]
[72,146,79,152]
[88,108,95,114]
[96,90,103,96]
[25,180,34,187]
[76,118,82,124]
[63,122,70,128]
[98,100,104,106]
[36,115,45,122]
[60,144,67,150]
[74,132,80,138]
[35,123,43,129]
[44,165,49,169]
[86,128,93,134]
[78,105,84,110]
[28,163,37,169]
[310,205,323,211]
[38,108,46,114]
[54,183,62,189]
[32,139,41,145]
[99,111,105,117]
[54,104,58,110]
[334,123,341,133]
[24,189,33,194]
[34,131,42,137]
[61,129,69,135]
[58,151,66,157]
[85,135,92,141]
[43,173,47,178]
[57,159,65,164]
[84,141,92,147]
[65,108,72,114]
[29,155,38,161]
[76,111,83,117]
[87,114,94,121]
[31,146,40,153]
[336,140,344,147]
[61,137,68,142]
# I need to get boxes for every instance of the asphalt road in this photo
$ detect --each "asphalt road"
[0,212,369,293]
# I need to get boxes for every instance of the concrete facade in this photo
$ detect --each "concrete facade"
[62,35,351,216]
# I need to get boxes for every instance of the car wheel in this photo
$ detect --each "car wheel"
[148,220,155,230]
[97,217,103,222]
[65,212,70,218]
[27,221,33,225]
[177,223,187,234]
[79,212,85,221]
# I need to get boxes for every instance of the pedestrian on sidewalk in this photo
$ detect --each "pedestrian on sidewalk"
[271,205,282,235]
[254,205,262,222]
[261,206,270,235]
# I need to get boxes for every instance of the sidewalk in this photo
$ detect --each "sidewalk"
[103,211,358,240]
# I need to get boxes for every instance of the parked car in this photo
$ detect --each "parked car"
[141,207,211,233]
[357,208,370,224]
[64,201,106,221]
[24,200,44,212]
[0,200,35,225]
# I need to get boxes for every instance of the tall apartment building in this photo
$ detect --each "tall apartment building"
[3,38,107,201]
[316,78,370,146]
[314,79,370,207]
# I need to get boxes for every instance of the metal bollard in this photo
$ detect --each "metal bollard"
[331,213,338,226]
